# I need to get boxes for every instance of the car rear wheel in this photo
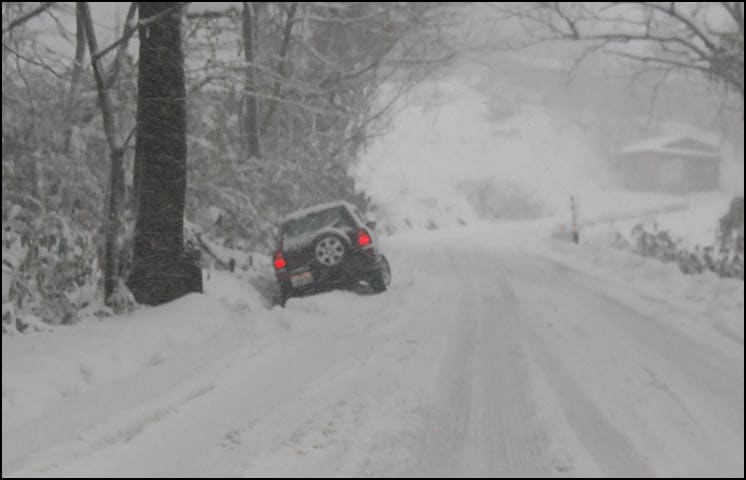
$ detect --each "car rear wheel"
[276,282,292,308]
[368,255,391,293]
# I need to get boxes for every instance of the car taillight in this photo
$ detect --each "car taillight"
[273,251,286,270]
[357,229,371,247]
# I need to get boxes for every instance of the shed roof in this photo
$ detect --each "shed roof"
[619,133,722,160]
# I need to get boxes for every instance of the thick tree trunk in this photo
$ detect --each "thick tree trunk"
[127,2,202,305]
[242,2,261,159]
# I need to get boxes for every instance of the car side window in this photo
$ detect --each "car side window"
[352,208,366,225]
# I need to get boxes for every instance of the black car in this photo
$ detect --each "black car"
[272,201,391,306]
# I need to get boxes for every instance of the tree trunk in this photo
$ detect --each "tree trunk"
[104,146,125,298]
[242,2,261,159]
[260,2,297,134]
[79,2,125,305]
[127,2,202,305]
[64,2,86,153]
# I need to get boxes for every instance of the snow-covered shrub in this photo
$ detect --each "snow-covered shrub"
[716,196,744,279]
[458,178,546,220]
[627,197,743,280]
[630,223,680,263]
[3,200,100,331]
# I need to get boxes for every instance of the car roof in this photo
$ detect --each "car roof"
[279,200,360,224]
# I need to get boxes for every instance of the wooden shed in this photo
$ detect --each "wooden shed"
[617,134,721,193]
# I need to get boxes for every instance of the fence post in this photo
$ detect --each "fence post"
[571,195,579,244]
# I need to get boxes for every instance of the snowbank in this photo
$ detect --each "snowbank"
[2,270,268,436]
[536,234,744,343]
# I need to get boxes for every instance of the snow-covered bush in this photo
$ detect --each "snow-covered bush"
[458,178,547,220]
[3,200,100,332]
[627,197,743,280]
[716,196,744,279]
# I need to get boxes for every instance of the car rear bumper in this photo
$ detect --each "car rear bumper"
[276,248,381,292]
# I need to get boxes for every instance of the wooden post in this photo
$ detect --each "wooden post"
[571,195,579,244]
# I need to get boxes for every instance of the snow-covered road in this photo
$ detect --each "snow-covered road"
[3,227,744,477]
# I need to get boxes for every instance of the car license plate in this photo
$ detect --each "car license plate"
[291,271,313,288]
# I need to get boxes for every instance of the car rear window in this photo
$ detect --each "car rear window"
[281,206,352,237]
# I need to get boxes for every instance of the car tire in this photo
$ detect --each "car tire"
[314,234,347,267]
[368,255,391,293]
[277,283,292,308]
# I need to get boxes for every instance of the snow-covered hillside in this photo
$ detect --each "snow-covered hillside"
[353,71,742,239]
[354,76,609,231]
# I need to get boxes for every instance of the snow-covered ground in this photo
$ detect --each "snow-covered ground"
[2,224,743,476]
[3,72,744,477]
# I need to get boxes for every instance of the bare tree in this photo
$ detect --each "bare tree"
[242,2,261,159]
[79,2,139,307]
[1,2,56,35]
[492,2,744,99]
[63,2,86,153]
[178,2,461,249]
[260,2,298,134]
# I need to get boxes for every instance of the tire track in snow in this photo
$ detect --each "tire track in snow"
[474,276,550,477]
[416,250,550,476]
[416,267,479,476]
[499,277,655,477]
[501,250,742,476]
[531,253,743,426]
